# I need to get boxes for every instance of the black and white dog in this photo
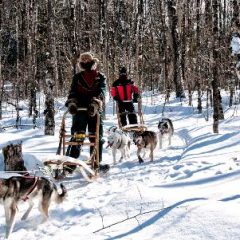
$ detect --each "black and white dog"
[133,130,157,163]
[0,174,67,239]
[106,127,131,165]
[158,118,174,149]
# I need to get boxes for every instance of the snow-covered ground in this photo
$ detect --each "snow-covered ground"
[0,91,240,240]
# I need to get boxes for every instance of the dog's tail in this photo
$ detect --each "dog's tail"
[54,183,67,204]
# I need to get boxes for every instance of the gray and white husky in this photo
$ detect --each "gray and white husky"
[133,130,157,163]
[106,127,131,164]
[158,118,174,148]
[0,174,67,239]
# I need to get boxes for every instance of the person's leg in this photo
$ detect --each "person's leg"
[66,111,87,159]
[118,103,127,126]
[126,102,138,124]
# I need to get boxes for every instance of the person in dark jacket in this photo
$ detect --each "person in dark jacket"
[111,67,140,127]
[65,52,109,172]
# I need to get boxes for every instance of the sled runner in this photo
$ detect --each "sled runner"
[44,107,101,181]
[117,100,147,133]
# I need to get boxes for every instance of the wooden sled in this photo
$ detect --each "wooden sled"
[116,99,147,133]
[44,107,101,181]
[43,155,96,182]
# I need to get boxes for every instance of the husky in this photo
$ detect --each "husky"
[133,130,157,163]
[157,118,174,149]
[106,127,131,164]
[0,174,67,239]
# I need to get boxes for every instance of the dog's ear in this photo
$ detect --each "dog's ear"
[109,126,117,132]
[158,120,164,128]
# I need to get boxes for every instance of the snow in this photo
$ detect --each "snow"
[0,91,240,240]
[231,35,240,55]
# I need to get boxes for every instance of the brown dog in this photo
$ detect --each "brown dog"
[133,131,157,163]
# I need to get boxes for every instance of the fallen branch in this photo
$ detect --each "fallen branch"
[93,206,170,233]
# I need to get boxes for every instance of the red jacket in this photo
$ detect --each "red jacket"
[111,76,139,102]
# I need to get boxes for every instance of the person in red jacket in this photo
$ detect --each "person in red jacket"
[111,67,139,126]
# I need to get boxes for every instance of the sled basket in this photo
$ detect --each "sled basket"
[116,100,147,132]
[121,123,147,132]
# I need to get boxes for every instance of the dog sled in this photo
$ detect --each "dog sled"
[43,101,102,181]
[116,99,147,133]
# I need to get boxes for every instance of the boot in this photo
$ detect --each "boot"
[65,140,81,173]
[99,164,110,173]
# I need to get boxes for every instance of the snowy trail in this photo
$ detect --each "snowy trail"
[1,92,240,240]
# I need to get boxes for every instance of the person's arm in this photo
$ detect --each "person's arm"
[110,80,120,101]
[132,82,140,102]
[97,73,107,101]
[65,75,79,114]
[65,74,79,106]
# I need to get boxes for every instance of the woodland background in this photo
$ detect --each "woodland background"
[0,0,239,134]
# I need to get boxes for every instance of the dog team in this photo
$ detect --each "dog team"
[106,117,174,164]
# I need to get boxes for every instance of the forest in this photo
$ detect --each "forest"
[0,0,239,134]
[1,2,240,239]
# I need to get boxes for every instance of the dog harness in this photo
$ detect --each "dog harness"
[21,176,39,201]
[106,138,122,149]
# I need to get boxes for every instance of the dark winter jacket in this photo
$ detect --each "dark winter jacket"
[111,75,139,102]
[66,70,106,107]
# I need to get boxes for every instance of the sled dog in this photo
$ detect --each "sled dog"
[0,175,67,239]
[157,118,174,148]
[106,127,131,164]
[133,130,157,163]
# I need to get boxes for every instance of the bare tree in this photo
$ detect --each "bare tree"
[212,0,222,133]
[166,0,184,98]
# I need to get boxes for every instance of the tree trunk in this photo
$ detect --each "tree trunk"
[44,76,55,135]
[135,0,144,89]
[212,0,222,133]
[27,0,38,127]
[167,0,184,98]
[196,0,202,114]
[0,0,2,120]
[3,143,27,171]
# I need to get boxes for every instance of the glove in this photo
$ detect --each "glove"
[113,96,120,102]
[133,94,140,103]
[133,97,138,103]
[65,98,77,107]
[68,102,78,115]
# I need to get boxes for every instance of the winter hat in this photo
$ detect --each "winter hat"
[79,52,99,70]
[119,66,127,75]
